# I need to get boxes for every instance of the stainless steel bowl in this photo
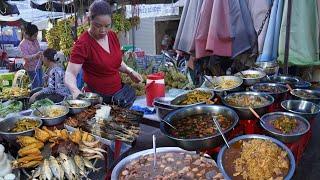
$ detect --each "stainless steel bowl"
[281,100,320,120]
[80,92,103,105]
[290,89,320,104]
[170,88,214,108]
[112,147,220,180]
[235,69,266,86]
[295,80,312,89]
[217,134,295,180]
[222,92,274,120]
[62,99,91,115]
[268,75,300,86]
[160,105,239,151]
[0,115,42,141]
[203,76,243,92]
[255,61,280,75]
[250,83,289,102]
[153,97,177,120]
[260,112,310,143]
[32,105,69,126]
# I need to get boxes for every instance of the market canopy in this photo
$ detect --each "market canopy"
[30,0,82,13]
[0,0,20,16]
[0,1,71,29]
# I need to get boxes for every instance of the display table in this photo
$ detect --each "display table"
[132,88,187,122]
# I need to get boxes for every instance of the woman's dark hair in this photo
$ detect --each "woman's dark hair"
[89,0,112,20]
[43,48,57,62]
[24,23,38,37]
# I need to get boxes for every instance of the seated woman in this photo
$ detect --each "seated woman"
[30,48,70,103]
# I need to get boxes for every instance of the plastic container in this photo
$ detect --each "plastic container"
[145,72,165,107]
[0,72,14,88]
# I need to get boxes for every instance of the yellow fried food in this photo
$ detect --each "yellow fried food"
[19,160,42,168]
[70,129,81,144]
[17,136,41,146]
[54,129,62,138]
[178,90,212,105]
[10,118,40,132]
[61,129,69,140]
[18,142,44,154]
[17,154,43,163]
[43,126,57,137]
[81,131,89,142]
[87,134,94,142]
[34,128,50,142]
[18,148,41,157]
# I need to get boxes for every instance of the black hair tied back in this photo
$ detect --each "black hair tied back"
[89,0,112,20]
[24,23,39,37]
[43,48,58,62]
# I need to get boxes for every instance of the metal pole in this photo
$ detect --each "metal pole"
[131,2,135,51]
[283,0,293,75]
[74,2,78,40]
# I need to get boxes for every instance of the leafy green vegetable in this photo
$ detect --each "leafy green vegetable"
[30,98,54,110]
[0,101,23,118]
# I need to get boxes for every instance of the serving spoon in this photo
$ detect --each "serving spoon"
[249,107,265,125]
[203,76,220,89]
[212,116,230,148]
[161,119,177,130]
[35,107,46,118]
[238,71,246,78]
[286,84,294,92]
[152,135,157,171]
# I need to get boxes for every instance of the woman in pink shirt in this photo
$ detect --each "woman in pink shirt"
[19,23,43,89]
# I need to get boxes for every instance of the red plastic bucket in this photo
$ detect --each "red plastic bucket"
[146,72,165,107]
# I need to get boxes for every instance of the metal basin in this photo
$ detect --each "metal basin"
[250,83,289,102]
[217,134,295,180]
[153,97,177,120]
[79,92,103,105]
[62,99,91,115]
[203,76,243,92]
[268,75,299,86]
[235,69,266,86]
[111,147,220,180]
[170,88,214,108]
[255,61,280,75]
[32,105,69,126]
[0,115,42,142]
[281,100,320,120]
[294,80,312,89]
[160,105,239,151]
[260,112,310,143]
[222,92,274,120]
[290,89,320,104]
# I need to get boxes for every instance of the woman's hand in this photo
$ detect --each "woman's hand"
[72,89,82,99]
[35,51,42,60]
[128,70,143,83]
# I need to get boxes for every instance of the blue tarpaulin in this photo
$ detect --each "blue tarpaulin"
[0,28,20,47]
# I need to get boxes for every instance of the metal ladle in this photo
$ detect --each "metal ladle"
[212,116,230,148]
[35,107,46,118]
[64,100,73,107]
[161,119,177,130]
[152,135,157,171]
[238,71,246,78]
[249,107,265,125]
[203,76,219,89]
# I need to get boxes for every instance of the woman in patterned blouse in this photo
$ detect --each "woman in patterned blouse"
[19,23,43,89]
[29,48,70,103]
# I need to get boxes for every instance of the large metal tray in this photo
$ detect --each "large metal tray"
[111,147,220,180]
[217,134,296,180]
